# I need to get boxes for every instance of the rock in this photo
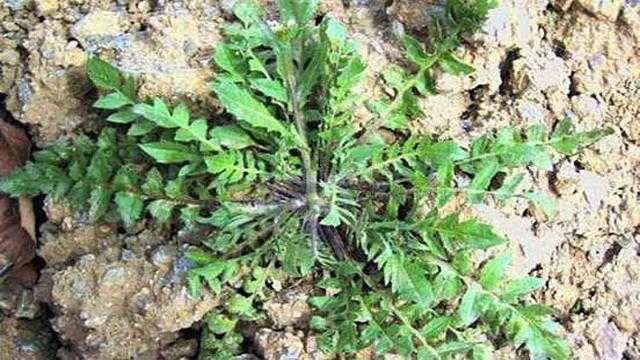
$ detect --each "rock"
[517,100,547,124]
[254,329,307,360]
[3,0,30,11]
[576,0,624,20]
[570,94,605,122]
[45,243,219,359]
[263,289,311,329]
[387,0,436,31]
[0,316,57,360]
[554,10,640,95]
[511,49,570,94]
[34,0,59,17]
[70,11,129,45]
[586,317,628,359]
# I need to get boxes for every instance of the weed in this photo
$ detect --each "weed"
[0,1,612,359]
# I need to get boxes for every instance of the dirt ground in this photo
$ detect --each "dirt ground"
[0,0,638,359]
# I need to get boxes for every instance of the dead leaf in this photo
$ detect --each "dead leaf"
[0,198,36,278]
[0,120,36,281]
[0,120,31,176]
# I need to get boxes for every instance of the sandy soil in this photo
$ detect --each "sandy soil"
[0,0,638,359]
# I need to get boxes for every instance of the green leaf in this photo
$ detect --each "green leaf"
[320,206,341,227]
[468,160,499,203]
[133,99,177,128]
[436,160,454,207]
[211,80,290,136]
[402,35,429,65]
[277,0,318,25]
[175,118,208,143]
[214,44,244,80]
[147,200,175,223]
[458,283,482,326]
[496,173,525,200]
[550,119,614,155]
[438,52,474,75]
[139,142,200,164]
[472,344,493,360]
[127,120,156,136]
[89,186,111,222]
[421,316,451,339]
[479,254,511,291]
[502,276,545,302]
[87,57,122,91]
[250,78,288,103]
[210,125,255,150]
[227,294,254,317]
[436,215,505,250]
[525,191,557,217]
[141,168,164,195]
[93,92,131,109]
[207,313,237,335]
[115,191,144,227]
[106,109,138,124]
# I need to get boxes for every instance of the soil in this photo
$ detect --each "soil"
[0,0,639,359]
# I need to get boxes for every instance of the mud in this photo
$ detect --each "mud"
[0,0,638,359]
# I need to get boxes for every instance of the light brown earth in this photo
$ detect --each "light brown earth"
[0,0,638,359]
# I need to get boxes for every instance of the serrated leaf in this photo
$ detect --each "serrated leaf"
[502,276,545,302]
[107,109,138,124]
[402,35,429,65]
[87,57,122,91]
[436,341,474,356]
[458,283,483,326]
[479,254,511,291]
[175,119,208,143]
[468,160,499,203]
[320,206,341,227]
[278,0,318,25]
[147,200,175,223]
[438,52,474,75]
[127,119,156,136]
[141,168,164,195]
[89,186,111,222]
[207,313,237,335]
[211,80,290,136]
[250,78,288,103]
[550,118,613,155]
[436,160,454,207]
[227,294,254,317]
[133,99,176,128]
[524,191,557,217]
[210,125,254,150]
[114,191,144,227]
[421,316,451,339]
[496,173,525,200]
[93,92,132,109]
[436,215,505,250]
[214,44,244,80]
[472,344,492,360]
[139,142,200,164]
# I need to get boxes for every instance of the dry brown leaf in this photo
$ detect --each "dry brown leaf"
[0,120,36,281]
[0,120,31,176]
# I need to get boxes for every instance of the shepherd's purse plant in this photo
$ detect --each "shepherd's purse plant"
[0,1,613,359]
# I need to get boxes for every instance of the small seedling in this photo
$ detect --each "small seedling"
[0,1,612,359]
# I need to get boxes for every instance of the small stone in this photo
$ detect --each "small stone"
[263,290,311,329]
[3,0,29,11]
[576,0,624,21]
[0,49,20,65]
[254,329,306,360]
[35,0,59,16]
[150,245,177,267]
[71,10,128,45]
